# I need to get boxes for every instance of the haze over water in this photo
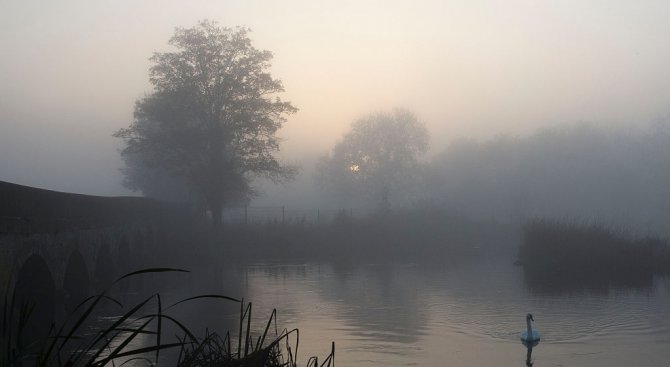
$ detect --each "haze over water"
[139,254,670,367]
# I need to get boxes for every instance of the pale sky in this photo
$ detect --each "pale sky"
[1,0,670,195]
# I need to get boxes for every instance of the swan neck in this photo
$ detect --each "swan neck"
[526,318,533,338]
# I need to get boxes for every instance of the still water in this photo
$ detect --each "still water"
[121,254,670,366]
[202,255,670,367]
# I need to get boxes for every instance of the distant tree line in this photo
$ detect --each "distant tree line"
[315,118,670,237]
[425,123,670,235]
[114,20,670,236]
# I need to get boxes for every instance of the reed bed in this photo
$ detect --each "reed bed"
[518,219,670,292]
[1,268,334,367]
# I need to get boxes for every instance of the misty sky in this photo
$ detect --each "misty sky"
[1,0,670,196]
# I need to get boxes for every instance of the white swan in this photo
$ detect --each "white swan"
[521,313,541,344]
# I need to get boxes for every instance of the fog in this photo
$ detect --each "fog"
[6,3,670,365]
[3,1,670,199]
[428,122,670,234]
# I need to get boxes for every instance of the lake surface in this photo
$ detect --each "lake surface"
[117,254,670,366]
[205,255,670,367]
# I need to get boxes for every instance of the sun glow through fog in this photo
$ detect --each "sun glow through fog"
[2,1,670,195]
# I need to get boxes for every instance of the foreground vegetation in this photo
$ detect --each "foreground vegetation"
[1,268,334,367]
[518,220,670,293]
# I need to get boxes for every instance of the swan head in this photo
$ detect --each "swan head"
[526,313,534,321]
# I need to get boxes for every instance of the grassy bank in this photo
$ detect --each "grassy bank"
[205,207,518,265]
[518,220,670,292]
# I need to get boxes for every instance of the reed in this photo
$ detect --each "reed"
[518,219,670,292]
[1,268,334,367]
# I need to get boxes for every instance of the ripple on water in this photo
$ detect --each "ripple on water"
[419,262,670,346]
[148,260,670,367]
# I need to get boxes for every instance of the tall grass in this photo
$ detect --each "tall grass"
[518,220,670,293]
[1,268,334,367]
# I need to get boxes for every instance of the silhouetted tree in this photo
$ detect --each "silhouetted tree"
[115,21,297,223]
[316,109,429,211]
[118,151,192,203]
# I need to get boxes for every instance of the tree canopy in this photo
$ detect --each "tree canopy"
[316,109,429,211]
[115,21,296,222]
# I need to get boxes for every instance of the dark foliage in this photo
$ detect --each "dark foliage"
[215,207,517,264]
[518,220,670,293]
[115,21,297,223]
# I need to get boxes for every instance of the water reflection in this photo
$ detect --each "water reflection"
[96,255,670,366]
[524,342,536,367]
[522,267,659,296]
[249,262,430,342]
[235,257,670,366]
[322,263,430,343]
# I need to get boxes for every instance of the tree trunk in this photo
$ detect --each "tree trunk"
[211,203,223,226]
[207,185,224,227]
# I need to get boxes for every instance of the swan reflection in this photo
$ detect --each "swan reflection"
[523,340,538,366]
